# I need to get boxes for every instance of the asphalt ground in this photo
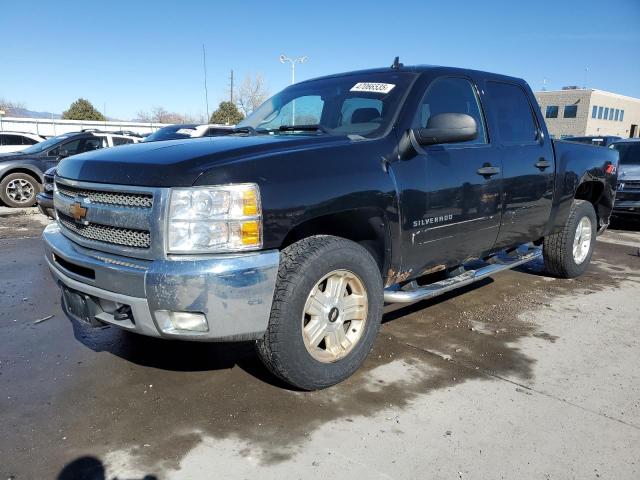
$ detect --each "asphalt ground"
[1,213,639,480]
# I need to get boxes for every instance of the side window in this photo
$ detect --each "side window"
[413,77,487,145]
[2,135,23,145]
[22,136,38,145]
[485,82,538,144]
[112,137,133,146]
[52,139,82,156]
[80,137,103,152]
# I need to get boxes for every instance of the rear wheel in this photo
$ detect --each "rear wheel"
[0,172,41,208]
[543,200,597,278]
[256,235,383,390]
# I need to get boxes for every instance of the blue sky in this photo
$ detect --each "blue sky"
[1,0,639,120]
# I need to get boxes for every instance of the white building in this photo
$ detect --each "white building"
[534,88,640,139]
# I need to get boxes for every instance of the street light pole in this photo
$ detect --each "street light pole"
[279,54,308,85]
[279,54,308,125]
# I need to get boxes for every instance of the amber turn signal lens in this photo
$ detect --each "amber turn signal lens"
[241,221,260,245]
[242,189,259,216]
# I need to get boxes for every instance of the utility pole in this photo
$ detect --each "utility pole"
[202,44,210,122]
[230,70,234,104]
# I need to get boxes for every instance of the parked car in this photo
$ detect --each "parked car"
[610,139,640,217]
[565,135,621,147]
[44,63,618,390]
[0,131,45,154]
[36,167,56,218]
[142,124,234,142]
[0,130,141,208]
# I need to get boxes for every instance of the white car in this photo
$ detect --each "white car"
[142,124,234,142]
[0,131,45,153]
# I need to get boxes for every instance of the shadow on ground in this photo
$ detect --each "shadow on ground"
[55,240,637,473]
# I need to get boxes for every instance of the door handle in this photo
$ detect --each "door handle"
[535,158,551,170]
[476,165,500,178]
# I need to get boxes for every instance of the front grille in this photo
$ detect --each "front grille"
[56,183,153,209]
[58,213,151,249]
[621,180,640,190]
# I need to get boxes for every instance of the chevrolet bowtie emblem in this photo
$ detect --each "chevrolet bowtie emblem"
[70,201,88,222]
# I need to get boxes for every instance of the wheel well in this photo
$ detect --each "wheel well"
[574,180,605,225]
[1,168,42,185]
[280,209,389,275]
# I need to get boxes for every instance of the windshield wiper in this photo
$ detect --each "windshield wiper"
[276,124,330,134]
[230,126,270,135]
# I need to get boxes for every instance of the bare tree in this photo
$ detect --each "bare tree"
[0,98,26,115]
[135,106,199,124]
[236,73,269,116]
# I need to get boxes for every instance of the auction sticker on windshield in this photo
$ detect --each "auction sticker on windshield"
[350,83,396,94]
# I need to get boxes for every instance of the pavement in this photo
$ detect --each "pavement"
[1,214,639,480]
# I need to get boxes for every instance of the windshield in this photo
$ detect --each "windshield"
[612,142,640,165]
[20,134,71,154]
[237,71,417,138]
[143,124,199,142]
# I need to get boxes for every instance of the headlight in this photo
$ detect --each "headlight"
[167,184,262,253]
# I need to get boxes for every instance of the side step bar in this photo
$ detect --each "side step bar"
[383,244,542,304]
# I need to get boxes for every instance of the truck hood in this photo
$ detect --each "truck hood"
[56,134,348,187]
[619,164,640,181]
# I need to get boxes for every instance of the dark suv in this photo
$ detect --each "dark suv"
[565,136,622,147]
[611,139,640,217]
[0,130,139,208]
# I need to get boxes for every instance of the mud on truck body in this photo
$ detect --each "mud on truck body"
[43,64,618,390]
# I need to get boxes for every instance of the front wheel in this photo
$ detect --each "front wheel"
[0,172,41,208]
[256,235,383,390]
[543,199,597,278]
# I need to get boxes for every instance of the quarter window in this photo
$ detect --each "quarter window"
[563,105,578,118]
[545,106,559,118]
[413,77,487,145]
[485,82,538,144]
[112,136,134,146]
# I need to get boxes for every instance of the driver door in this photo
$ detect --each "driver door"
[391,76,502,276]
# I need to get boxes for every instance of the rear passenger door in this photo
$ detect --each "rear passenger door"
[483,81,555,249]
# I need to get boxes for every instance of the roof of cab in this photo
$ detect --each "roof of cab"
[296,64,526,86]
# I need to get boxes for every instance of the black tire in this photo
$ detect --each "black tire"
[543,200,597,278]
[256,235,383,390]
[0,172,41,208]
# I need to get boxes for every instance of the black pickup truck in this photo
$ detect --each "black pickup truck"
[43,63,618,390]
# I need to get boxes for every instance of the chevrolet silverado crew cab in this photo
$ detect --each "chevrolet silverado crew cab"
[43,63,618,390]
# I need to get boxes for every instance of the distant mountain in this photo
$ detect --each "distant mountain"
[8,107,62,119]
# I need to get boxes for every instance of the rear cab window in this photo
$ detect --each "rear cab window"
[484,81,540,144]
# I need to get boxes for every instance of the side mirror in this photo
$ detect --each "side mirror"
[413,113,478,146]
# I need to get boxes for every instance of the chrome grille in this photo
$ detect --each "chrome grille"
[58,213,151,249]
[621,180,640,190]
[56,183,153,208]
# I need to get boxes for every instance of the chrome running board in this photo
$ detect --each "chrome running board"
[383,244,542,304]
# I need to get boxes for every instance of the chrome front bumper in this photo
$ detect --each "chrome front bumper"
[43,223,279,341]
